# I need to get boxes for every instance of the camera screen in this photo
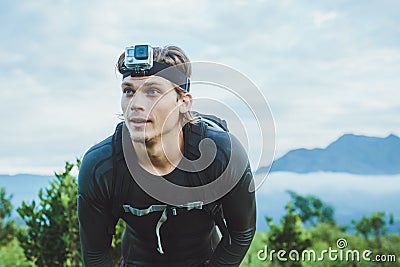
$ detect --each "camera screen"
[134,45,149,60]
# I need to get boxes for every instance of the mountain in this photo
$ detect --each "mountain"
[258,134,400,175]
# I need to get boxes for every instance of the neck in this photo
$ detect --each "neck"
[133,127,184,176]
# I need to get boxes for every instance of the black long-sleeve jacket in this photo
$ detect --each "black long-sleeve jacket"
[78,122,256,266]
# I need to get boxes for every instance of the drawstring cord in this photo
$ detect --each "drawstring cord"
[123,201,203,254]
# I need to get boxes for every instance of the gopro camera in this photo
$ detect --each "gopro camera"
[124,45,154,70]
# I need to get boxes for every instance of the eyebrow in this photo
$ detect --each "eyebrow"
[121,80,164,88]
[143,81,164,88]
[121,81,133,88]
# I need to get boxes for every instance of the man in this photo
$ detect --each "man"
[78,44,256,266]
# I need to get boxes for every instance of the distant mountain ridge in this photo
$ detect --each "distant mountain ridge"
[258,134,400,175]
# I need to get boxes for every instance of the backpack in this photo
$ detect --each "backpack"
[109,113,231,254]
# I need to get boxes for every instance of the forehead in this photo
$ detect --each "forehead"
[121,75,174,89]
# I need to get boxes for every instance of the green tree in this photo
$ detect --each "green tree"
[265,201,312,267]
[17,161,82,267]
[308,222,345,245]
[352,216,372,241]
[0,238,36,267]
[0,187,17,247]
[16,160,125,267]
[286,190,335,226]
[389,213,394,226]
[370,212,386,244]
[352,212,387,244]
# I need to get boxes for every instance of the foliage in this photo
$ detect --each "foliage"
[240,192,400,267]
[352,211,387,243]
[17,161,82,267]
[350,212,400,266]
[0,187,17,247]
[0,238,36,267]
[0,188,33,266]
[15,160,125,267]
[287,190,335,226]
[264,201,312,266]
[111,219,126,264]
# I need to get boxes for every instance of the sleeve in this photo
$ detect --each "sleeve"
[78,149,117,267]
[208,135,256,266]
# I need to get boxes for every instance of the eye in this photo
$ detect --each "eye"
[123,88,135,96]
[147,88,160,95]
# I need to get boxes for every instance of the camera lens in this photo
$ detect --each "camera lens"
[135,45,149,60]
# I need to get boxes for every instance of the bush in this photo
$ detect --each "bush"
[0,238,36,267]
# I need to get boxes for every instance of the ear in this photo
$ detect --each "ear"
[179,93,192,113]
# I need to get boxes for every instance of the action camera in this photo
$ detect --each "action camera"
[125,45,154,70]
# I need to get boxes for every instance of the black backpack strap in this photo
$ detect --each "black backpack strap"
[184,120,206,160]
[185,119,232,246]
[193,112,229,132]
[108,122,124,234]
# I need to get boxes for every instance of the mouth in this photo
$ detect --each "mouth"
[129,118,152,127]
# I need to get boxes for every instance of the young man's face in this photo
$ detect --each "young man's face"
[121,75,187,143]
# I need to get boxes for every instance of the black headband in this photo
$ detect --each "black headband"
[120,62,190,92]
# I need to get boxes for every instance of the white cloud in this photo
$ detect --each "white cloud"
[313,11,337,27]
[257,172,400,195]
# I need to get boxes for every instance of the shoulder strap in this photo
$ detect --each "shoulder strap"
[184,120,207,160]
[185,118,232,246]
[110,122,125,228]
[195,112,229,132]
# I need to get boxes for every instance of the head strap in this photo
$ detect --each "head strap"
[120,62,190,92]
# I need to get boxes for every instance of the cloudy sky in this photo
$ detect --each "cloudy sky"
[1,0,399,175]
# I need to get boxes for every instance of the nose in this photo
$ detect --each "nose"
[128,92,145,111]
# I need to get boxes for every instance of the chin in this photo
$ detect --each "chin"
[129,132,155,144]
[130,135,146,143]
[127,129,145,142]
[129,132,146,142]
